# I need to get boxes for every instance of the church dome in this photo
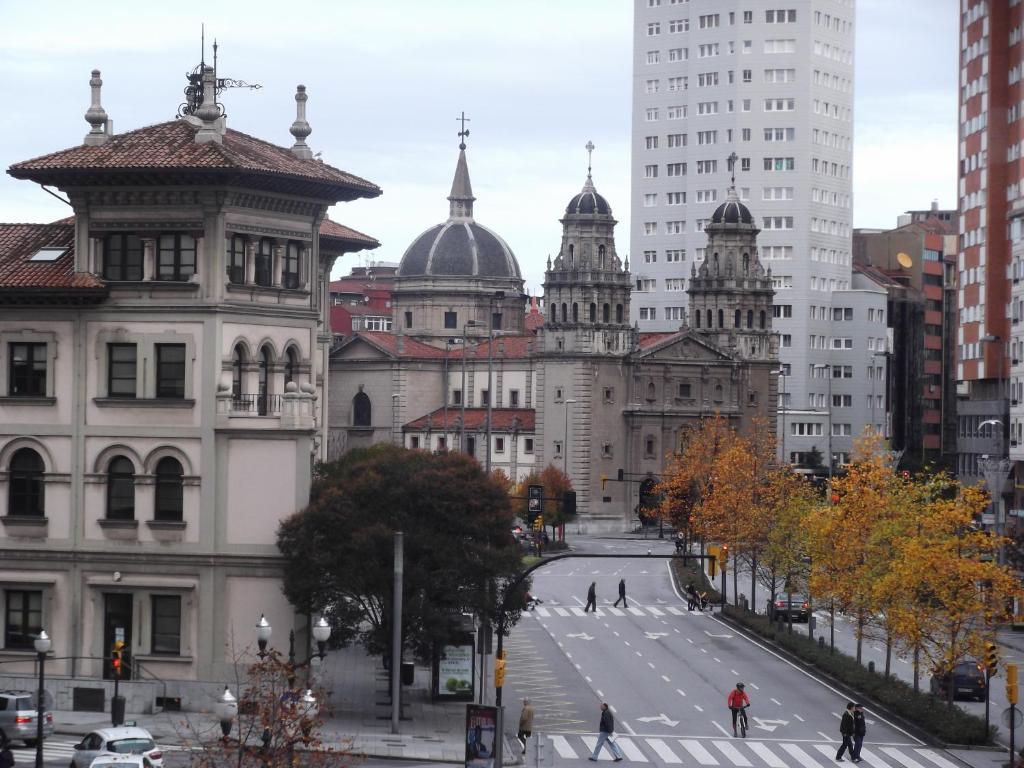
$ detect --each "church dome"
[710,187,754,225]
[397,144,522,279]
[565,186,612,215]
[398,220,520,278]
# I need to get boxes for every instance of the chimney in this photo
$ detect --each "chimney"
[83,69,110,146]
[931,199,939,212]
[289,85,313,159]
[194,66,224,145]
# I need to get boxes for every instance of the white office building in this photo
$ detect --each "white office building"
[630,0,871,463]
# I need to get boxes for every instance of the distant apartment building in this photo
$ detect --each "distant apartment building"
[328,262,394,337]
[853,205,958,471]
[631,0,869,465]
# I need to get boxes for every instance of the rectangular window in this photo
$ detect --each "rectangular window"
[644,194,658,207]
[495,437,505,454]
[669,18,689,33]
[444,311,458,329]
[8,342,47,397]
[492,312,503,331]
[646,50,660,65]
[107,344,137,399]
[668,76,686,91]
[645,79,660,94]
[524,438,534,454]
[411,436,420,449]
[156,233,197,282]
[104,234,144,281]
[283,243,301,289]
[644,164,659,178]
[404,311,413,328]
[665,249,685,262]
[509,389,520,407]
[646,108,659,122]
[481,389,490,406]
[644,250,657,263]
[4,590,42,650]
[667,105,686,119]
[666,163,686,176]
[666,191,686,205]
[645,136,659,149]
[151,595,182,655]
[155,344,187,399]
[678,382,692,398]
[647,22,661,35]
[668,48,687,62]
[667,133,686,148]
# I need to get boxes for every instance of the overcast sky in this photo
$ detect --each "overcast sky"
[0,1,957,292]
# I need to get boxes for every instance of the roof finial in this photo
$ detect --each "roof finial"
[290,85,313,159]
[586,140,595,179]
[457,110,471,150]
[84,69,110,146]
[193,66,224,144]
[448,127,476,220]
[726,151,738,188]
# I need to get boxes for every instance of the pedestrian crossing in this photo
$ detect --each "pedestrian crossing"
[543,735,960,768]
[532,605,706,619]
[10,739,80,761]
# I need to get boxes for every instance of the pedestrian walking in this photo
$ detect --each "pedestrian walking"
[686,583,698,611]
[588,702,623,762]
[585,581,597,612]
[851,703,866,763]
[0,736,13,768]
[835,702,856,761]
[518,698,535,755]
[614,578,628,608]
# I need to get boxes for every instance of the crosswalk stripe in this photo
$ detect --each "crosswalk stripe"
[680,739,719,765]
[880,747,929,768]
[747,742,788,768]
[628,607,646,616]
[554,607,570,616]
[607,607,625,616]
[667,607,686,615]
[812,744,838,761]
[647,738,683,763]
[714,740,753,766]
[913,749,962,768]
[648,607,665,616]
[535,607,551,617]
[615,737,648,762]
[571,607,586,616]
[550,734,578,759]
[581,736,619,760]
[780,742,825,768]
[857,748,895,768]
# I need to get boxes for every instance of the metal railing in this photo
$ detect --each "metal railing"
[231,394,283,415]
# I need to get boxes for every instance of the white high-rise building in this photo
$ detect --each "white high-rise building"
[630,0,874,465]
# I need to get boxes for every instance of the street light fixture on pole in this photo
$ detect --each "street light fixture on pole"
[812,364,833,485]
[33,630,50,768]
[461,320,483,454]
[485,291,506,475]
[771,368,787,463]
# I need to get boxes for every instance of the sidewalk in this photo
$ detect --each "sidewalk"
[48,644,517,764]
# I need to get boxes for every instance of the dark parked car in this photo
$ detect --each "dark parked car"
[771,594,810,622]
[930,660,987,701]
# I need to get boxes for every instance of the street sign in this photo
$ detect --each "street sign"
[1002,706,1023,728]
[115,627,125,643]
[528,485,543,518]
[982,512,996,526]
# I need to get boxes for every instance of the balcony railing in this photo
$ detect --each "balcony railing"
[231,393,283,416]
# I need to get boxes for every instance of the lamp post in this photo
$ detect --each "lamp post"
[812,364,833,485]
[33,630,50,768]
[392,393,400,447]
[216,686,237,740]
[564,399,577,483]
[771,368,787,463]
[461,320,483,454]
[444,339,454,450]
[485,291,506,474]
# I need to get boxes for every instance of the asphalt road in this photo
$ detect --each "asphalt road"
[501,537,964,768]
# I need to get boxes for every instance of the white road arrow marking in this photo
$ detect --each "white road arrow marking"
[636,714,680,727]
[656,598,667,604]
[752,717,790,732]
[644,631,669,640]
[704,630,734,638]
[566,632,594,640]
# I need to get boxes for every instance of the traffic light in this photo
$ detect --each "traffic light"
[527,485,543,522]
[901,470,910,481]
[533,516,544,531]
[563,491,577,518]
[1008,663,1019,704]
[707,545,719,578]
[985,641,999,677]
[494,657,506,688]
[720,544,729,574]
[111,640,125,678]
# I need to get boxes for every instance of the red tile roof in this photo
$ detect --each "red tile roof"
[319,217,380,250]
[452,334,536,360]
[352,332,447,359]
[404,407,535,432]
[0,221,106,298]
[524,312,545,332]
[8,120,381,201]
[638,332,681,350]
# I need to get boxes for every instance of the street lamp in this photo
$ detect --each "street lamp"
[255,614,272,658]
[771,368,787,463]
[216,686,237,739]
[485,291,506,474]
[812,364,833,485]
[461,320,483,454]
[33,630,50,768]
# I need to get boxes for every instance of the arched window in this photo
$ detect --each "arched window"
[572,303,579,322]
[759,310,767,329]
[718,309,724,328]
[598,244,606,268]
[695,309,701,328]
[706,310,712,328]
[561,303,568,322]
[353,392,372,427]
[603,303,610,322]
[747,310,754,328]
[284,348,298,386]
[106,456,135,521]
[589,303,597,322]
[742,253,750,273]
[232,345,245,402]
[616,304,624,323]
[258,346,271,415]
[550,303,558,323]
[647,382,657,401]
[734,309,741,328]
[154,457,184,522]
[8,448,44,517]
[568,244,575,265]
[255,238,273,287]
[714,384,724,402]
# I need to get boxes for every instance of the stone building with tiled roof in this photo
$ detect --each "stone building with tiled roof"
[0,67,379,705]
[328,144,779,529]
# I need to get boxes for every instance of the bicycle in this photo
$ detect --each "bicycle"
[737,706,749,738]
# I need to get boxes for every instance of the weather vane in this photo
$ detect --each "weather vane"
[457,111,471,149]
[178,26,261,119]
[586,140,595,177]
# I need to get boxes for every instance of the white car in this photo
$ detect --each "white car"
[70,727,163,768]
[88,756,149,768]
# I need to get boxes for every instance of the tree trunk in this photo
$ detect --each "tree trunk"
[855,614,864,664]
[884,631,892,678]
[912,645,920,693]
[733,550,739,607]
[750,552,758,613]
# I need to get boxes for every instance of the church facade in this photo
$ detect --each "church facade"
[329,145,779,530]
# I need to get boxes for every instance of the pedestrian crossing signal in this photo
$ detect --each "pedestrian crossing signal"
[111,640,125,678]
[533,516,544,531]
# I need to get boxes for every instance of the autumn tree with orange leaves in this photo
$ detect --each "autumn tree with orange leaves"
[512,463,574,538]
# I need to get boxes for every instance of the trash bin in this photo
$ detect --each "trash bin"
[111,695,126,727]
[400,661,415,686]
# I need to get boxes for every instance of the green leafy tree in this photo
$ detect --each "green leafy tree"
[278,444,524,663]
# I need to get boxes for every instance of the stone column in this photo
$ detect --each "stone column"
[244,239,256,284]
[273,241,285,287]
[141,238,156,281]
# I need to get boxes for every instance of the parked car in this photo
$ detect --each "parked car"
[0,689,53,746]
[70,727,163,768]
[89,756,151,768]
[771,594,810,622]
[930,660,987,701]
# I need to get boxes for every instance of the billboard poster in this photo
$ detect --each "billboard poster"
[465,704,498,768]
[438,643,474,698]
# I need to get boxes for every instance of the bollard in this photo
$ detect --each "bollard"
[818,636,825,649]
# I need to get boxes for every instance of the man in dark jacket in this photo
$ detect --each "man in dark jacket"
[585,582,597,612]
[614,579,628,608]
[588,702,623,762]
[836,702,856,761]
[0,737,13,768]
[851,703,866,762]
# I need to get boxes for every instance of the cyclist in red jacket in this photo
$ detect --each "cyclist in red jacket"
[727,682,750,736]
